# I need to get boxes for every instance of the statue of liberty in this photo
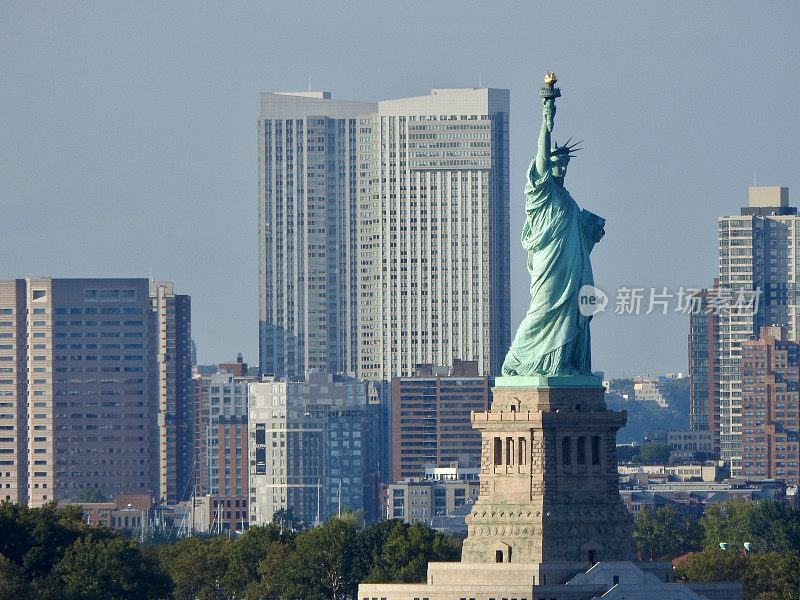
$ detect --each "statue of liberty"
[502,73,606,376]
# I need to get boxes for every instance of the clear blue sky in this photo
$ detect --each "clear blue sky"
[2,1,799,377]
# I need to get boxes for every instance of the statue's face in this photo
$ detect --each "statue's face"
[551,155,569,178]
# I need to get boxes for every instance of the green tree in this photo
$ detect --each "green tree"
[76,487,108,503]
[293,517,358,600]
[246,538,296,600]
[615,445,638,463]
[746,499,800,555]
[157,536,231,600]
[633,504,702,560]
[363,521,461,584]
[245,518,461,600]
[657,377,689,413]
[246,518,357,600]
[604,390,687,443]
[54,534,172,600]
[0,553,33,600]
[700,498,754,551]
[222,525,293,598]
[0,501,95,581]
[674,547,748,592]
[271,508,295,531]
[675,547,800,600]
[700,499,800,555]
[636,442,672,464]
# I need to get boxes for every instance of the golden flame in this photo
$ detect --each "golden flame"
[544,70,558,86]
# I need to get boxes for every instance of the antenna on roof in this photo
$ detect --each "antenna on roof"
[308,75,312,92]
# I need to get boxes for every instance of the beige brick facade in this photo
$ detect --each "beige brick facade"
[461,380,636,564]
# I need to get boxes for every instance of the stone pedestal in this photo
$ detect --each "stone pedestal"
[460,376,637,564]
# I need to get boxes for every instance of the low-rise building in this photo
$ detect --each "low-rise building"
[642,429,715,461]
[619,480,787,517]
[633,378,668,408]
[667,430,714,460]
[382,464,480,532]
[618,464,720,484]
[189,494,249,533]
[70,492,153,532]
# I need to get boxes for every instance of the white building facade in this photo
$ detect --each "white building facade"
[257,89,510,381]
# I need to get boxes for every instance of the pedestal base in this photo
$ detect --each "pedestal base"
[358,561,742,600]
[461,383,637,564]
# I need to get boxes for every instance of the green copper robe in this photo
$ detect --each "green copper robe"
[501,159,600,376]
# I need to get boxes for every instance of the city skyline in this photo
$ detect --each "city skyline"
[2,3,800,377]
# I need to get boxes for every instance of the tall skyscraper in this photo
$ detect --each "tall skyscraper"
[718,187,797,474]
[149,281,193,504]
[257,89,510,380]
[688,281,720,451]
[0,279,28,504]
[0,278,191,506]
[356,88,510,379]
[258,92,378,378]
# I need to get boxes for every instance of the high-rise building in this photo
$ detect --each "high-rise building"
[718,187,797,474]
[248,373,381,525]
[0,279,28,504]
[149,281,192,504]
[356,88,511,379]
[257,92,378,378]
[0,278,191,507]
[191,370,211,496]
[741,326,800,485]
[390,360,492,482]
[688,281,720,448]
[193,357,253,497]
[257,88,511,380]
[0,278,153,506]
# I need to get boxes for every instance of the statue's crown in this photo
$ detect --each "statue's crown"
[552,137,582,158]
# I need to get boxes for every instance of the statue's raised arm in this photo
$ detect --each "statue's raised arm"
[535,97,555,176]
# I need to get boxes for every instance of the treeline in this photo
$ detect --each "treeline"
[635,499,800,600]
[0,501,460,600]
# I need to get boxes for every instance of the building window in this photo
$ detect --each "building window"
[561,437,571,466]
[591,436,601,465]
[493,437,502,465]
[577,437,586,465]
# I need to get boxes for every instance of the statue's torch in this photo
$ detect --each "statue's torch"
[540,71,561,130]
